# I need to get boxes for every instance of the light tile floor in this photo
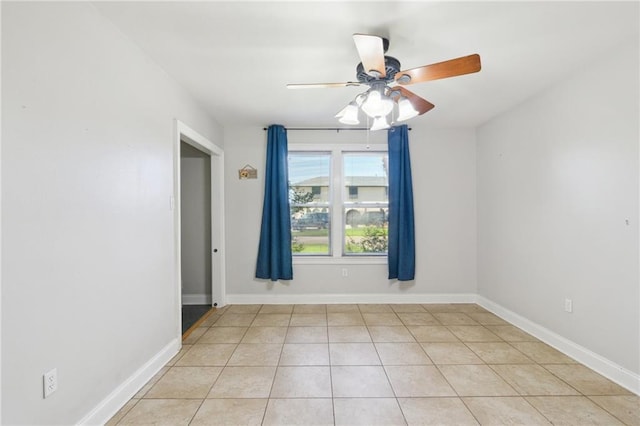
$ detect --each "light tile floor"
[107,304,639,425]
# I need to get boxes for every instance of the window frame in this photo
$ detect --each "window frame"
[289,143,388,265]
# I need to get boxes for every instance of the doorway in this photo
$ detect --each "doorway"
[174,120,225,338]
[180,142,212,332]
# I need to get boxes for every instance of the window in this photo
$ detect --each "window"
[289,146,388,258]
[348,186,358,199]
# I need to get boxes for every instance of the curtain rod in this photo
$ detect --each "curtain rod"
[262,127,411,131]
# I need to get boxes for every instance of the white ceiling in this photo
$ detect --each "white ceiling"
[94,1,638,129]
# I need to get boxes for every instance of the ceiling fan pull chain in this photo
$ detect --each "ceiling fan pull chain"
[366,116,370,145]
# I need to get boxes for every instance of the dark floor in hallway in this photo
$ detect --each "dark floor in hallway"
[182,304,212,334]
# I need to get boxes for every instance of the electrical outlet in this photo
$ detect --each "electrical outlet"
[341,268,348,277]
[43,368,57,398]
[564,298,573,313]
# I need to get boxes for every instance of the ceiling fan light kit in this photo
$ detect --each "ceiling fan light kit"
[288,33,481,131]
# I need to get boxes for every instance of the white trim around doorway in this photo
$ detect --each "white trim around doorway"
[173,120,226,339]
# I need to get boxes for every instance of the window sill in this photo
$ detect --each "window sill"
[293,256,387,266]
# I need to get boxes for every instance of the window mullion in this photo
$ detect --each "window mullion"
[331,147,343,258]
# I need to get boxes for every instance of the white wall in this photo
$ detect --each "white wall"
[180,142,212,303]
[224,125,477,302]
[1,3,222,424]
[477,39,639,375]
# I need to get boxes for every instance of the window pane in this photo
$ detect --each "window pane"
[343,153,388,255]
[348,186,358,199]
[291,207,330,254]
[344,153,388,203]
[289,152,331,255]
[344,207,388,254]
[289,153,330,204]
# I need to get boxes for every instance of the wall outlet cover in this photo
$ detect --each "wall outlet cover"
[564,298,573,313]
[43,368,58,398]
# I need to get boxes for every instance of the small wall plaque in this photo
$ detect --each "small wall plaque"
[238,164,258,179]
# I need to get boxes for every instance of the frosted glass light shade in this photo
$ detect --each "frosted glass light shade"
[335,105,348,118]
[370,115,390,131]
[396,97,419,122]
[338,102,359,125]
[362,90,394,118]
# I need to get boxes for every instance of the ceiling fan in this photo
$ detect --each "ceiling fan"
[287,34,481,130]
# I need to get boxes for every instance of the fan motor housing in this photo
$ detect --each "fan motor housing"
[356,56,401,84]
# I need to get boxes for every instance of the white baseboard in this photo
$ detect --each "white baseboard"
[476,295,640,395]
[77,338,181,425]
[225,293,477,305]
[182,293,212,305]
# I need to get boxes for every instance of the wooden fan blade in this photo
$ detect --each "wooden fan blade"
[286,82,361,89]
[353,34,386,78]
[390,87,435,115]
[395,54,481,85]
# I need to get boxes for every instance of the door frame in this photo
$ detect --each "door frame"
[173,119,226,337]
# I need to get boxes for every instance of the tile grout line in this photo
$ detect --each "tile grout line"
[583,395,633,425]
[110,398,141,426]
[479,361,559,425]
[326,308,337,426]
